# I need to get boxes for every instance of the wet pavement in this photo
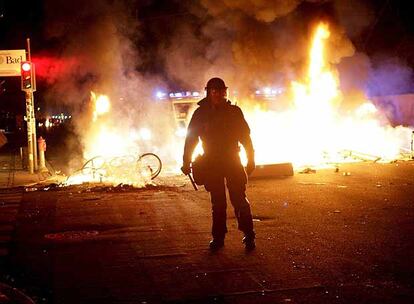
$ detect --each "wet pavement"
[2,161,414,303]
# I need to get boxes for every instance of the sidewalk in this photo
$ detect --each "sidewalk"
[0,149,53,189]
[0,148,43,303]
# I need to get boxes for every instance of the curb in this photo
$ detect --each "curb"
[44,159,56,177]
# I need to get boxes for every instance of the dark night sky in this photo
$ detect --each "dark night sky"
[0,0,413,114]
[0,1,411,63]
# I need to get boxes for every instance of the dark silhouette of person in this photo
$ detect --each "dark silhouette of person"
[181,77,256,250]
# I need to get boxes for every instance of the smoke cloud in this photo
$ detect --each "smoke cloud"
[200,0,302,22]
[39,0,412,106]
[368,56,414,97]
[156,0,372,92]
[39,0,176,172]
[39,0,399,106]
[333,0,375,38]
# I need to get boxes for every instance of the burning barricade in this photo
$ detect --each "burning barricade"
[241,22,413,171]
[65,91,164,187]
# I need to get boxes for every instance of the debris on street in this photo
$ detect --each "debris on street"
[299,167,316,174]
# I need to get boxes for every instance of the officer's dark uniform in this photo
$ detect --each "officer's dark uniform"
[182,85,256,249]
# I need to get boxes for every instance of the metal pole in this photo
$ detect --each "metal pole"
[25,92,34,174]
[20,147,24,168]
[31,91,38,171]
[26,38,31,61]
[26,38,38,171]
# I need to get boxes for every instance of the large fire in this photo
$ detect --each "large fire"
[67,22,412,186]
[244,22,411,168]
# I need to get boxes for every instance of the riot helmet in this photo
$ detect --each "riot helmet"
[205,77,227,90]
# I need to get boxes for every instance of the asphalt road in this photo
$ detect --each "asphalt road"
[4,162,414,303]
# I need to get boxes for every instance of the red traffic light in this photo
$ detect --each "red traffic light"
[20,61,36,91]
[21,62,31,72]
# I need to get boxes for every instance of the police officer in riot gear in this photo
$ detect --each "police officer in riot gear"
[181,77,256,250]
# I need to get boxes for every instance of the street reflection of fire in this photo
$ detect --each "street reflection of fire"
[242,22,412,168]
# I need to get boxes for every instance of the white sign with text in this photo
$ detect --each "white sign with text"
[0,50,27,76]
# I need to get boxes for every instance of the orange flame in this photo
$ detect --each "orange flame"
[91,91,110,121]
[244,22,411,168]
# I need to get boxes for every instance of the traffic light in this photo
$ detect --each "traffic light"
[21,61,36,91]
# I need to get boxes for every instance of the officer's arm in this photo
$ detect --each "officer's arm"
[237,109,255,163]
[183,111,200,165]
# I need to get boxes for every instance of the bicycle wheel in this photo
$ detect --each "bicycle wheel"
[137,153,162,179]
[81,156,106,176]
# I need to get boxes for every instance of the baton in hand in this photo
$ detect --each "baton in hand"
[187,173,198,191]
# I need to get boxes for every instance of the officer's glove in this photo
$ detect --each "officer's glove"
[181,163,191,175]
[246,161,256,176]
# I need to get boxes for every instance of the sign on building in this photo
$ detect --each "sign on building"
[0,50,27,77]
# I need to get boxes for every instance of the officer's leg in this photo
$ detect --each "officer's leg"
[226,166,255,239]
[206,176,227,241]
[228,188,255,238]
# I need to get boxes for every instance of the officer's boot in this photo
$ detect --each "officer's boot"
[209,237,224,251]
[242,234,255,251]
